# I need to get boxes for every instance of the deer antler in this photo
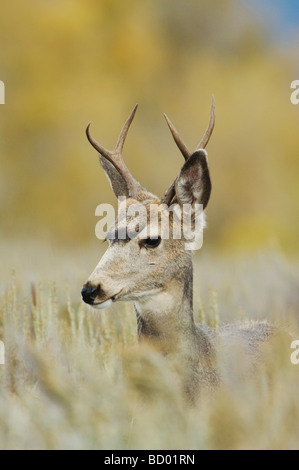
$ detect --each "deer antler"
[86,105,139,199]
[162,96,215,205]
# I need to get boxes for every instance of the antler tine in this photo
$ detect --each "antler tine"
[163,114,190,161]
[86,105,139,199]
[196,95,215,151]
[162,96,215,206]
[115,104,138,153]
[86,122,113,162]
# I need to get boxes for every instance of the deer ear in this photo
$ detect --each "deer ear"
[99,156,130,198]
[175,150,211,209]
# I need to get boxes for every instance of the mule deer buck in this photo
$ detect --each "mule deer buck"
[81,100,275,401]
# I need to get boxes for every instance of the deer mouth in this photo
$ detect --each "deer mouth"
[92,289,124,309]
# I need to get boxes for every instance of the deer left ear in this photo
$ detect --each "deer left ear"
[175,150,211,210]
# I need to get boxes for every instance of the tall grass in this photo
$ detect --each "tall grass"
[0,243,298,450]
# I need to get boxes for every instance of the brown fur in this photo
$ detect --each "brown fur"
[83,106,279,403]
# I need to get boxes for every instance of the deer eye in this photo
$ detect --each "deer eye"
[142,237,161,249]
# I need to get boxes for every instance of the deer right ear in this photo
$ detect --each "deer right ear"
[175,150,211,210]
[162,96,215,206]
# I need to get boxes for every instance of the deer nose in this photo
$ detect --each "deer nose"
[81,283,101,305]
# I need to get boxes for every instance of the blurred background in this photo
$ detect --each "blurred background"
[1,2,299,451]
[0,0,298,265]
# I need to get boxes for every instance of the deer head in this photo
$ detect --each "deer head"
[81,98,215,310]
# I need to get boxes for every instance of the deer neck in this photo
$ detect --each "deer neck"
[134,260,197,353]
[133,260,217,400]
